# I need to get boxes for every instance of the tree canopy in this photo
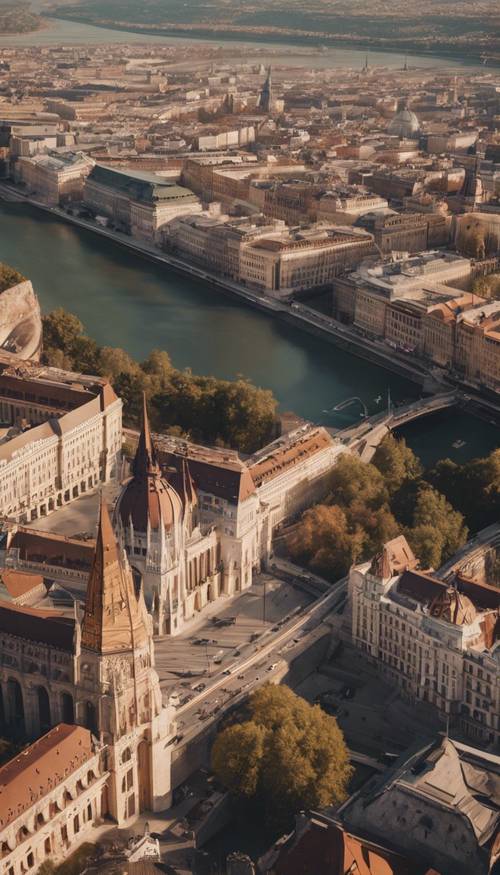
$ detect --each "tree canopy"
[42,308,279,453]
[287,436,469,579]
[211,685,352,830]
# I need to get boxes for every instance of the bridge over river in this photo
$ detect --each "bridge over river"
[340,390,460,462]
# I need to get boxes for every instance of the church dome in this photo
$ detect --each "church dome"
[116,396,183,534]
[117,470,183,534]
[388,106,420,139]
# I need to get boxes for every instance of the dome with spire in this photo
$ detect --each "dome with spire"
[388,104,420,140]
[116,395,183,535]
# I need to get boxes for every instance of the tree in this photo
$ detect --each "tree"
[98,346,138,381]
[409,486,468,567]
[372,434,422,493]
[212,685,352,830]
[287,504,364,580]
[328,454,387,509]
[406,524,445,570]
[42,308,84,354]
[0,262,25,293]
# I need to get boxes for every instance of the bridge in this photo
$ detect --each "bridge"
[341,390,459,462]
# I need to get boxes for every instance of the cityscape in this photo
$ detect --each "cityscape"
[0,2,500,874]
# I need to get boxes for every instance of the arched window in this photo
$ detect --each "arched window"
[84,701,98,736]
[121,747,132,763]
[61,692,74,724]
[37,687,51,734]
[7,678,24,736]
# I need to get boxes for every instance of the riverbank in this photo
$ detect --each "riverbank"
[43,12,497,66]
[0,181,436,391]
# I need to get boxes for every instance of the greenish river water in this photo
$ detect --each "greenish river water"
[0,201,497,466]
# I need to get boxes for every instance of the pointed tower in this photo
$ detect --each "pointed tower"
[114,395,185,635]
[82,498,148,654]
[79,497,175,823]
[171,455,198,536]
[258,66,273,112]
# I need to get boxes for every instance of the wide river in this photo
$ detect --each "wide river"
[0,18,496,465]
[0,15,486,73]
[0,201,497,467]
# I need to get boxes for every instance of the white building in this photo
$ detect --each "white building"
[349,535,500,746]
[0,358,122,522]
[118,407,345,635]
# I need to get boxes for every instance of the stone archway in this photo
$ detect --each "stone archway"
[7,678,24,736]
[137,740,151,813]
[37,686,51,733]
[61,691,74,724]
[194,591,202,612]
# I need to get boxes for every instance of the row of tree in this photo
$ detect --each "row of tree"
[288,435,471,577]
[42,308,279,454]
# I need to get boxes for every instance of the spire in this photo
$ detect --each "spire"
[82,497,148,654]
[133,393,158,478]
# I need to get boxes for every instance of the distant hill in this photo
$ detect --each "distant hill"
[49,0,500,59]
[0,1,41,34]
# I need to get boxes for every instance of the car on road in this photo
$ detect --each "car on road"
[340,685,355,699]
[267,663,279,672]
[192,682,206,692]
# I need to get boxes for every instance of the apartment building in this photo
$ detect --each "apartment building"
[0,357,122,522]
[349,536,500,746]
[83,165,202,242]
[15,151,94,206]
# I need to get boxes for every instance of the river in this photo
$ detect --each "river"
[0,16,485,73]
[0,201,497,466]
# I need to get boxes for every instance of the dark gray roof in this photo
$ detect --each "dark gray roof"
[89,164,198,205]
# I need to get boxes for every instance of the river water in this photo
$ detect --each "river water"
[0,201,497,466]
[0,16,485,74]
[0,18,496,465]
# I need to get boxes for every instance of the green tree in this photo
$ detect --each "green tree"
[406,524,445,569]
[372,434,422,493]
[212,685,352,830]
[408,486,468,567]
[42,308,85,354]
[329,454,387,509]
[287,504,363,580]
[0,262,25,292]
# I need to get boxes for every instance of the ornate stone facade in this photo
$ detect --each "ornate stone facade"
[0,500,176,840]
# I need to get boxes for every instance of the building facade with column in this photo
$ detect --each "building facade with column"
[349,536,500,746]
[0,500,177,839]
[118,409,345,635]
[0,725,107,875]
[0,358,122,523]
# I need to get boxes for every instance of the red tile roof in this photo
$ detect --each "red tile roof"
[0,724,93,830]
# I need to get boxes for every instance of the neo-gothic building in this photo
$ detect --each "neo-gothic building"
[114,400,346,636]
[349,536,500,746]
[114,398,260,636]
[0,498,176,874]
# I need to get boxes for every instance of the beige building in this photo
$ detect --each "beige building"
[349,536,500,746]
[0,724,107,875]
[15,151,94,206]
[0,499,177,856]
[455,302,500,391]
[422,292,485,368]
[0,359,122,523]
[239,225,375,298]
[84,165,202,243]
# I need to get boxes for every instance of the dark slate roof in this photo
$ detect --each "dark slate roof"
[89,164,198,204]
[0,600,75,651]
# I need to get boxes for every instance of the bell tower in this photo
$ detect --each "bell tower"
[79,498,175,824]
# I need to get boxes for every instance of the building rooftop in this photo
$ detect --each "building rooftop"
[89,163,198,204]
[0,724,94,831]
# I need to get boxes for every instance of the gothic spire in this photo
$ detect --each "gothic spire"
[82,497,148,654]
[133,392,158,478]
